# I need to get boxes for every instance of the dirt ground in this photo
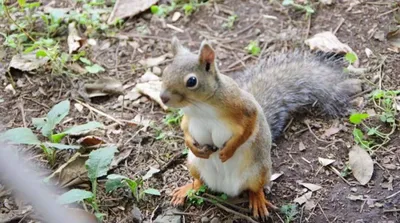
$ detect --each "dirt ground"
[1,0,400,223]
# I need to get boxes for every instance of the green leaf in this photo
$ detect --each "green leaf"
[220,193,228,200]
[36,100,70,137]
[86,146,118,182]
[349,113,369,124]
[345,52,358,65]
[50,132,67,143]
[79,57,92,65]
[36,50,48,58]
[85,64,105,74]
[57,189,93,205]
[143,167,160,180]
[49,9,66,21]
[105,174,127,193]
[44,142,80,150]
[367,127,378,136]
[17,0,26,7]
[143,188,161,196]
[62,121,103,135]
[0,128,40,145]
[150,5,160,14]
[125,179,140,200]
[282,0,294,6]
[245,41,260,56]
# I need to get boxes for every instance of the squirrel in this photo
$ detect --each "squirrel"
[159,37,362,219]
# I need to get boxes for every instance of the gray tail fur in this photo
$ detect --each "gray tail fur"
[230,50,362,141]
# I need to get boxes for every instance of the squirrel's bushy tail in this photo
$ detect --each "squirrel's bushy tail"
[231,51,362,140]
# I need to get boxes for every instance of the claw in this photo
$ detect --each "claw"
[170,179,203,206]
[249,189,275,220]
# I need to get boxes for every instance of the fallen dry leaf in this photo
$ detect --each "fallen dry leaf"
[139,70,160,82]
[172,12,182,22]
[9,51,49,71]
[47,152,89,188]
[318,157,335,166]
[139,54,170,67]
[304,199,316,211]
[67,22,83,54]
[322,126,341,138]
[349,145,374,185]
[77,135,106,147]
[387,28,400,49]
[134,80,168,110]
[305,31,359,66]
[319,0,333,5]
[299,141,306,151]
[294,191,312,205]
[299,182,322,192]
[347,194,363,201]
[84,78,124,98]
[107,0,159,24]
[271,172,284,181]
[110,148,133,169]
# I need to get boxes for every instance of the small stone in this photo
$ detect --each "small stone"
[201,216,210,223]
[131,206,142,223]
[351,187,357,192]
[172,12,181,22]
[210,217,220,223]
[154,208,181,223]
[152,66,162,76]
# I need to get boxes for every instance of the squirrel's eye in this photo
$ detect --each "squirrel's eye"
[186,76,198,89]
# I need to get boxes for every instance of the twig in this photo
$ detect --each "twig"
[157,152,186,174]
[386,190,400,199]
[203,193,251,213]
[227,55,252,69]
[22,96,50,109]
[227,16,262,37]
[329,166,352,186]
[333,18,345,34]
[196,196,258,223]
[18,99,27,128]
[3,0,36,42]
[171,211,199,216]
[383,209,400,213]
[304,15,311,40]
[275,212,285,223]
[377,7,399,18]
[305,121,331,144]
[318,203,330,223]
[74,99,124,125]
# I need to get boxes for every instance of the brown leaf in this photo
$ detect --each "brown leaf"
[107,0,159,24]
[271,172,284,181]
[139,54,170,68]
[110,148,133,169]
[84,78,124,98]
[134,80,168,110]
[67,22,83,54]
[322,126,341,138]
[299,182,322,192]
[294,192,312,205]
[318,157,335,166]
[77,135,106,147]
[9,51,49,72]
[349,145,374,185]
[305,31,359,66]
[387,28,400,49]
[47,153,89,188]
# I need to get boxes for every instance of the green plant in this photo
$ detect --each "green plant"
[222,14,238,29]
[349,90,399,152]
[0,100,103,165]
[280,204,298,223]
[163,109,183,125]
[150,2,177,17]
[187,185,207,205]
[1,0,122,75]
[105,169,161,202]
[245,40,261,56]
[282,0,314,17]
[57,146,118,221]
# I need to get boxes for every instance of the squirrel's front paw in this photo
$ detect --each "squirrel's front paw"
[219,149,234,162]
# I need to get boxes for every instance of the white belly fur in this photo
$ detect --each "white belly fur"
[183,104,259,197]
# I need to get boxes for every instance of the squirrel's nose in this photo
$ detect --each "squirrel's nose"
[160,91,170,104]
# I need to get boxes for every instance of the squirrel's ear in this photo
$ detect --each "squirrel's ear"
[199,40,215,72]
[171,36,183,56]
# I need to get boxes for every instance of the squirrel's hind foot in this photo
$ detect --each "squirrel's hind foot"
[249,189,277,220]
[170,179,203,206]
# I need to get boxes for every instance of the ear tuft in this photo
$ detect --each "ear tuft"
[171,36,183,56]
[199,40,215,66]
